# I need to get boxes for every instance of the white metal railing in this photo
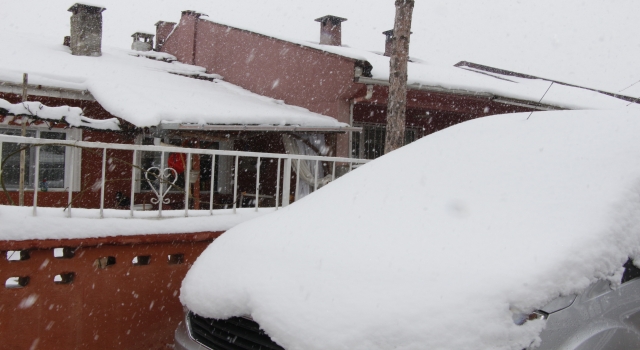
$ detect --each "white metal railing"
[0,134,369,218]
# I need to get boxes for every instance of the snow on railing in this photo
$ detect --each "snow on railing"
[0,134,369,218]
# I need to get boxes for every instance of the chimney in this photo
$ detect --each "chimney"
[154,21,177,52]
[131,32,155,51]
[382,29,412,57]
[314,15,347,46]
[68,3,106,57]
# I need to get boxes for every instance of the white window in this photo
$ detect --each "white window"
[0,127,81,191]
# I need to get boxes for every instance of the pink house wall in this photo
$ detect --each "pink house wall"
[160,14,364,157]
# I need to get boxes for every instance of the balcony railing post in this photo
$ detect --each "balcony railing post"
[100,148,106,218]
[282,158,291,207]
[332,161,336,182]
[275,158,281,210]
[32,145,40,216]
[233,155,239,214]
[294,158,301,202]
[185,153,191,217]
[314,160,319,192]
[255,157,260,212]
[209,153,216,215]
[158,151,165,218]
[130,150,137,217]
[67,146,74,218]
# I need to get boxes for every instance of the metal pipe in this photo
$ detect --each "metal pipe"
[209,153,216,215]
[233,155,239,214]
[314,160,319,192]
[185,153,191,217]
[255,157,260,211]
[130,150,137,217]
[32,145,40,216]
[332,161,336,181]
[163,124,363,133]
[282,158,291,207]
[294,159,300,202]
[158,151,165,218]
[100,148,106,218]
[275,158,281,209]
[67,146,74,218]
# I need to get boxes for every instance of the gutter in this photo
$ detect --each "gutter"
[354,76,564,111]
[159,123,362,133]
[0,81,95,101]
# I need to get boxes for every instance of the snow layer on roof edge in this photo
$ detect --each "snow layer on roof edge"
[180,109,640,350]
[0,98,120,130]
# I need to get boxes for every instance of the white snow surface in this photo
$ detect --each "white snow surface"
[0,31,346,128]
[0,98,120,130]
[181,110,640,350]
[0,205,273,241]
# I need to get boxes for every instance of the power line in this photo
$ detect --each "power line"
[527,82,554,120]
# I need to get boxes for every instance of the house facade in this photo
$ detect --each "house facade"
[0,3,358,211]
[157,10,640,159]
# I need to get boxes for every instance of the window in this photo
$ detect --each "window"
[136,136,218,193]
[0,127,80,191]
[351,123,425,160]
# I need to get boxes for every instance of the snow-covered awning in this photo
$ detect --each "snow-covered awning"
[0,98,120,130]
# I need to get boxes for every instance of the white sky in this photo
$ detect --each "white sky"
[2,0,640,95]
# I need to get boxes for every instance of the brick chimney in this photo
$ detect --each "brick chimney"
[155,21,177,52]
[68,3,106,57]
[314,15,347,46]
[382,29,412,57]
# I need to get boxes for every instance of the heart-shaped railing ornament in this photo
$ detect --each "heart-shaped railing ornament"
[145,167,178,205]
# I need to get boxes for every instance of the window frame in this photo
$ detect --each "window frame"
[0,126,82,192]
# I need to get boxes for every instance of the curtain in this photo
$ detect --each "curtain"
[282,134,333,200]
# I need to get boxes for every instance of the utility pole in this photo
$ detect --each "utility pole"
[19,73,28,206]
[384,0,414,154]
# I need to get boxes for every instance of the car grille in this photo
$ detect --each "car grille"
[188,312,285,350]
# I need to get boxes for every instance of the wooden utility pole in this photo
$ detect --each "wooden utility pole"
[19,73,28,206]
[384,0,414,154]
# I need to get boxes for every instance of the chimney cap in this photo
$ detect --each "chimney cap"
[67,3,106,13]
[314,15,347,25]
[155,21,177,27]
[132,32,155,38]
[181,10,207,17]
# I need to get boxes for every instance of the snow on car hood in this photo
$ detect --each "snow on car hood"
[181,110,640,350]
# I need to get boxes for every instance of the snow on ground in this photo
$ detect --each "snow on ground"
[181,109,640,350]
[0,31,346,128]
[0,205,274,241]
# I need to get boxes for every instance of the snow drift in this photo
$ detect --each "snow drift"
[181,109,640,350]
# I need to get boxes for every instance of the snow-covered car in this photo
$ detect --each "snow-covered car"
[175,110,640,350]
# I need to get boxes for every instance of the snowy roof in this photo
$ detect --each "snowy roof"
[181,109,640,350]
[0,32,347,129]
[201,17,640,111]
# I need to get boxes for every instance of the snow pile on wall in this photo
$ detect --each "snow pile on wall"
[181,110,640,350]
[0,32,346,128]
[0,98,120,130]
[0,206,273,241]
